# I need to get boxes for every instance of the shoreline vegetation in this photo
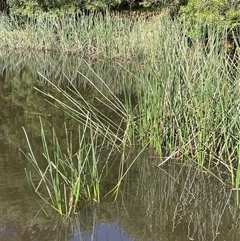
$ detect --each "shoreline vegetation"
[0,10,169,59]
[2,2,240,217]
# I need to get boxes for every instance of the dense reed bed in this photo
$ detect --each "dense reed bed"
[19,12,240,215]
[22,117,126,217]
[0,11,153,59]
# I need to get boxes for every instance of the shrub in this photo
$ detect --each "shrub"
[179,0,240,29]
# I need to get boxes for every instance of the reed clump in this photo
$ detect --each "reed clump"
[0,11,152,59]
[42,18,239,183]
[22,14,240,215]
[22,117,123,217]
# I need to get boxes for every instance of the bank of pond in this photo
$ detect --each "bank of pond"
[0,10,239,240]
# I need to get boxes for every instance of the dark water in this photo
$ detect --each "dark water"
[0,51,240,241]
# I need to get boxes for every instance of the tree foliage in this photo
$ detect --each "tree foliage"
[179,0,240,29]
[6,0,184,14]
[7,0,120,14]
[5,0,240,33]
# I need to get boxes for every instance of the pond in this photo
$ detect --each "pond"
[0,51,240,241]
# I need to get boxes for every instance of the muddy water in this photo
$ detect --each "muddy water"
[0,51,240,241]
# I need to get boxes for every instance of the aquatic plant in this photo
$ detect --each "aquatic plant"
[22,117,120,217]
[131,22,240,187]
[22,15,240,216]
[0,11,149,59]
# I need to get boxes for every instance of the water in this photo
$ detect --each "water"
[0,51,240,241]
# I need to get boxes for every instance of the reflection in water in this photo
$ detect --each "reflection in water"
[0,52,240,241]
[67,156,240,241]
[71,223,134,241]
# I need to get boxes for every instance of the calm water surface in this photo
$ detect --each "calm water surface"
[0,51,240,241]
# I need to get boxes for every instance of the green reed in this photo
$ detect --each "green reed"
[22,117,118,217]
[129,20,240,186]
[21,14,240,215]
[22,66,137,216]
[0,11,147,58]
[36,67,128,148]
[35,20,239,187]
